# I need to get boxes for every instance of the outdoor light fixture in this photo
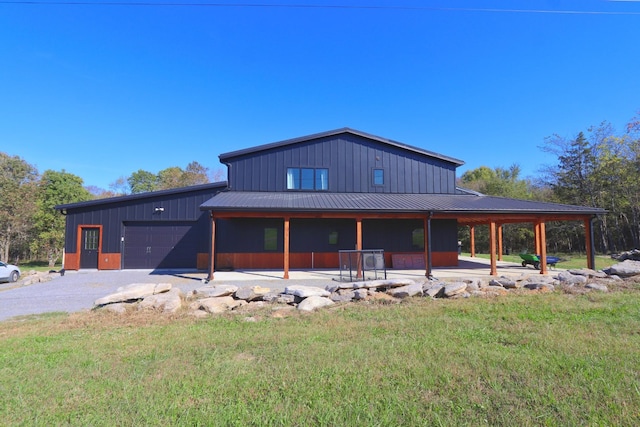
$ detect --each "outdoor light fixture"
[154,207,165,213]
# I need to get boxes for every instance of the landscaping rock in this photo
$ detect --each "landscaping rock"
[490,277,517,288]
[353,289,368,300]
[568,269,608,279]
[94,283,172,306]
[444,282,467,297]
[284,285,330,298]
[424,283,445,298]
[368,292,401,303]
[585,283,608,292]
[557,271,588,285]
[139,288,183,314]
[194,284,238,298]
[611,249,640,261]
[387,282,423,298]
[484,285,509,295]
[297,296,334,312]
[349,279,416,290]
[198,296,246,313]
[334,289,356,301]
[235,286,271,301]
[608,260,640,277]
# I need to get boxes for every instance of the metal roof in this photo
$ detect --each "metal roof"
[56,182,227,211]
[200,191,606,216]
[219,128,465,166]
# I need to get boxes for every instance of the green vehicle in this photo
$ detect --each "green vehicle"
[519,254,561,270]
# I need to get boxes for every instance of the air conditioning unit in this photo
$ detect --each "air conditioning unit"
[363,253,385,269]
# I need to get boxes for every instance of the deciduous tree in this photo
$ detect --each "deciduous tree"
[32,170,92,267]
[0,153,38,262]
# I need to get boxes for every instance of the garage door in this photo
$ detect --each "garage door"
[123,222,200,269]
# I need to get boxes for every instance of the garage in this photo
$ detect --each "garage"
[123,221,202,269]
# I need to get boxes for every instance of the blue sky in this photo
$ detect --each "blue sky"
[1,0,639,190]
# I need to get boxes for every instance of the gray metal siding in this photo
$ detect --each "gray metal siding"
[226,133,457,194]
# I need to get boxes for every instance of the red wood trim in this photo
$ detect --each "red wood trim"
[431,252,458,267]
[197,253,209,270]
[64,252,79,270]
[76,225,103,270]
[215,253,284,269]
[489,221,497,276]
[539,221,547,274]
[470,225,476,257]
[98,253,121,270]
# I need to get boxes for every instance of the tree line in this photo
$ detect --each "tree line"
[2,113,638,265]
[458,112,640,255]
[0,158,218,266]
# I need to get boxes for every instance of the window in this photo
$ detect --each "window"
[373,169,384,186]
[264,228,278,251]
[287,168,329,190]
[84,229,99,250]
[412,228,425,250]
[328,231,339,245]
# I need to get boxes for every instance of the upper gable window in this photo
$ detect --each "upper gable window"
[373,168,384,186]
[287,168,328,191]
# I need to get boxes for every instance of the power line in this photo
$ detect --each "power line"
[1,1,639,16]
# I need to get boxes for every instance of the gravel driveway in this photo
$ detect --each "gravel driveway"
[0,270,334,322]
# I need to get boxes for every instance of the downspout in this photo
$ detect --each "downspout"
[223,161,232,190]
[426,211,433,279]
[588,215,596,270]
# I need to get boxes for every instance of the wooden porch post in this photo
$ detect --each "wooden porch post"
[539,221,547,274]
[534,222,541,256]
[489,221,497,276]
[470,225,476,257]
[208,213,216,281]
[585,217,595,270]
[283,216,290,279]
[498,224,504,261]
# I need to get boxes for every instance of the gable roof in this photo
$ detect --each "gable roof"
[200,191,605,217]
[56,182,227,211]
[219,127,465,166]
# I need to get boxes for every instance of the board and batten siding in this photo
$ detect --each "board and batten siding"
[63,188,218,255]
[224,133,457,194]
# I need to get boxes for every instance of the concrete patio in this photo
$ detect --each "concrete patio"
[207,255,562,282]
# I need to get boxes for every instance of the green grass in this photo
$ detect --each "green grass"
[463,252,615,271]
[1,288,640,426]
[11,260,63,273]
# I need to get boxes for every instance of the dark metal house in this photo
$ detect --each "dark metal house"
[200,128,605,278]
[57,128,605,277]
[57,183,226,271]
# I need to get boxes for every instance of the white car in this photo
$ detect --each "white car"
[0,261,20,283]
